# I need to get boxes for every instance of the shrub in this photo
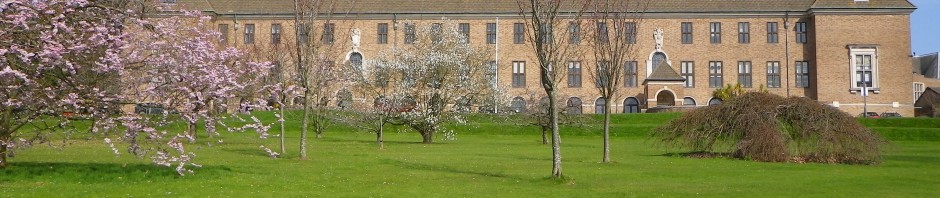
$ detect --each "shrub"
[651,92,886,164]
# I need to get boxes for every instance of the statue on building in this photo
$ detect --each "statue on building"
[351,28,361,50]
[654,28,664,51]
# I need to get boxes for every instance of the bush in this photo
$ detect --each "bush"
[651,92,886,164]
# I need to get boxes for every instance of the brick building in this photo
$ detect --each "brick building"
[169,0,918,116]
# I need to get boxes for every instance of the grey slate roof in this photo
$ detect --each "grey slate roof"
[913,53,939,79]
[645,62,686,82]
[172,0,915,15]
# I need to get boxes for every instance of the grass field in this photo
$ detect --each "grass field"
[2,113,939,197]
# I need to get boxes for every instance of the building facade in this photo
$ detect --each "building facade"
[171,0,918,116]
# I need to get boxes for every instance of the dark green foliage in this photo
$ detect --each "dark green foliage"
[651,92,886,164]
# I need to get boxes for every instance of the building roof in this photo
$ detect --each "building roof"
[913,53,939,79]
[645,62,686,82]
[172,0,915,15]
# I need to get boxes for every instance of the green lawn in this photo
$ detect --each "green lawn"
[2,113,939,197]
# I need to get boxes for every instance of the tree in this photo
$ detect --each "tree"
[652,92,886,164]
[290,0,346,159]
[0,0,130,168]
[359,20,499,144]
[516,0,587,178]
[587,0,649,163]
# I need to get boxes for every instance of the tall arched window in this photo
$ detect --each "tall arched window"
[511,97,526,113]
[595,97,607,114]
[708,98,723,106]
[624,97,640,113]
[566,97,582,114]
[683,97,696,106]
[349,52,363,70]
[652,52,667,71]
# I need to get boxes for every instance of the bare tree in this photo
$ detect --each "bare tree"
[290,0,349,159]
[587,0,649,163]
[516,0,588,178]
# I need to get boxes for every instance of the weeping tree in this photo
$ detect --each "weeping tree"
[360,20,499,144]
[651,92,886,164]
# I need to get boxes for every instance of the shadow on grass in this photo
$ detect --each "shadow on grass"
[0,162,232,182]
[382,159,521,180]
[318,137,436,145]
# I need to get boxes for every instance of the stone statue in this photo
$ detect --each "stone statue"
[654,28,664,50]
[351,28,361,50]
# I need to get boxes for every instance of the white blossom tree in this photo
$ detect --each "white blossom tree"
[353,20,500,144]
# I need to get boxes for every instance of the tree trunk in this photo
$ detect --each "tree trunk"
[188,121,198,143]
[300,91,310,160]
[603,98,611,163]
[421,131,433,144]
[377,116,385,149]
[549,91,562,178]
[0,137,7,168]
[279,104,286,155]
[541,126,548,145]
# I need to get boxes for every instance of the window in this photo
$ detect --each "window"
[796,61,809,88]
[851,47,878,89]
[218,24,229,45]
[708,98,722,106]
[767,22,779,43]
[271,24,282,44]
[487,23,497,44]
[625,22,637,44]
[404,23,416,44]
[567,61,581,87]
[595,98,607,114]
[566,97,582,114]
[595,61,610,88]
[796,22,807,43]
[683,97,696,106]
[738,61,752,88]
[514,23,525,44]
[539,24,553,44]
[512,61,526,88]
[738,22,749,44]
[625,61,637,87]
[243,24,255,44]
[651,52,666,71]
[623,97,640,113]
[681,61,694,88]
[161,0,176,3]
[459,23,470,43]
[431,23,443,44]
[322,23,335,44]
[336,89,353,109]
[297,23,310,44]
[709,61,723,88]
[377,23,388,44]
[914,82,926,100]
[596,22,609,43]
[349,53,363,70]
[767,61,781,88]
[511,97,526,113]
[709,22,721,44]
[568,21,581,45]
[681,22,693,44]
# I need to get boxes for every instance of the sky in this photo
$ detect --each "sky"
[910,0,940,55]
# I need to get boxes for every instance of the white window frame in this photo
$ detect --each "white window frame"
[914,82,925,102]
[849,46,879,91]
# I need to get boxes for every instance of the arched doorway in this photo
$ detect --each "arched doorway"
[656,90,675,106]
[511,97,526,113]
[623,97,640,113]
[595,98,607,114]
[566,97,582,114]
